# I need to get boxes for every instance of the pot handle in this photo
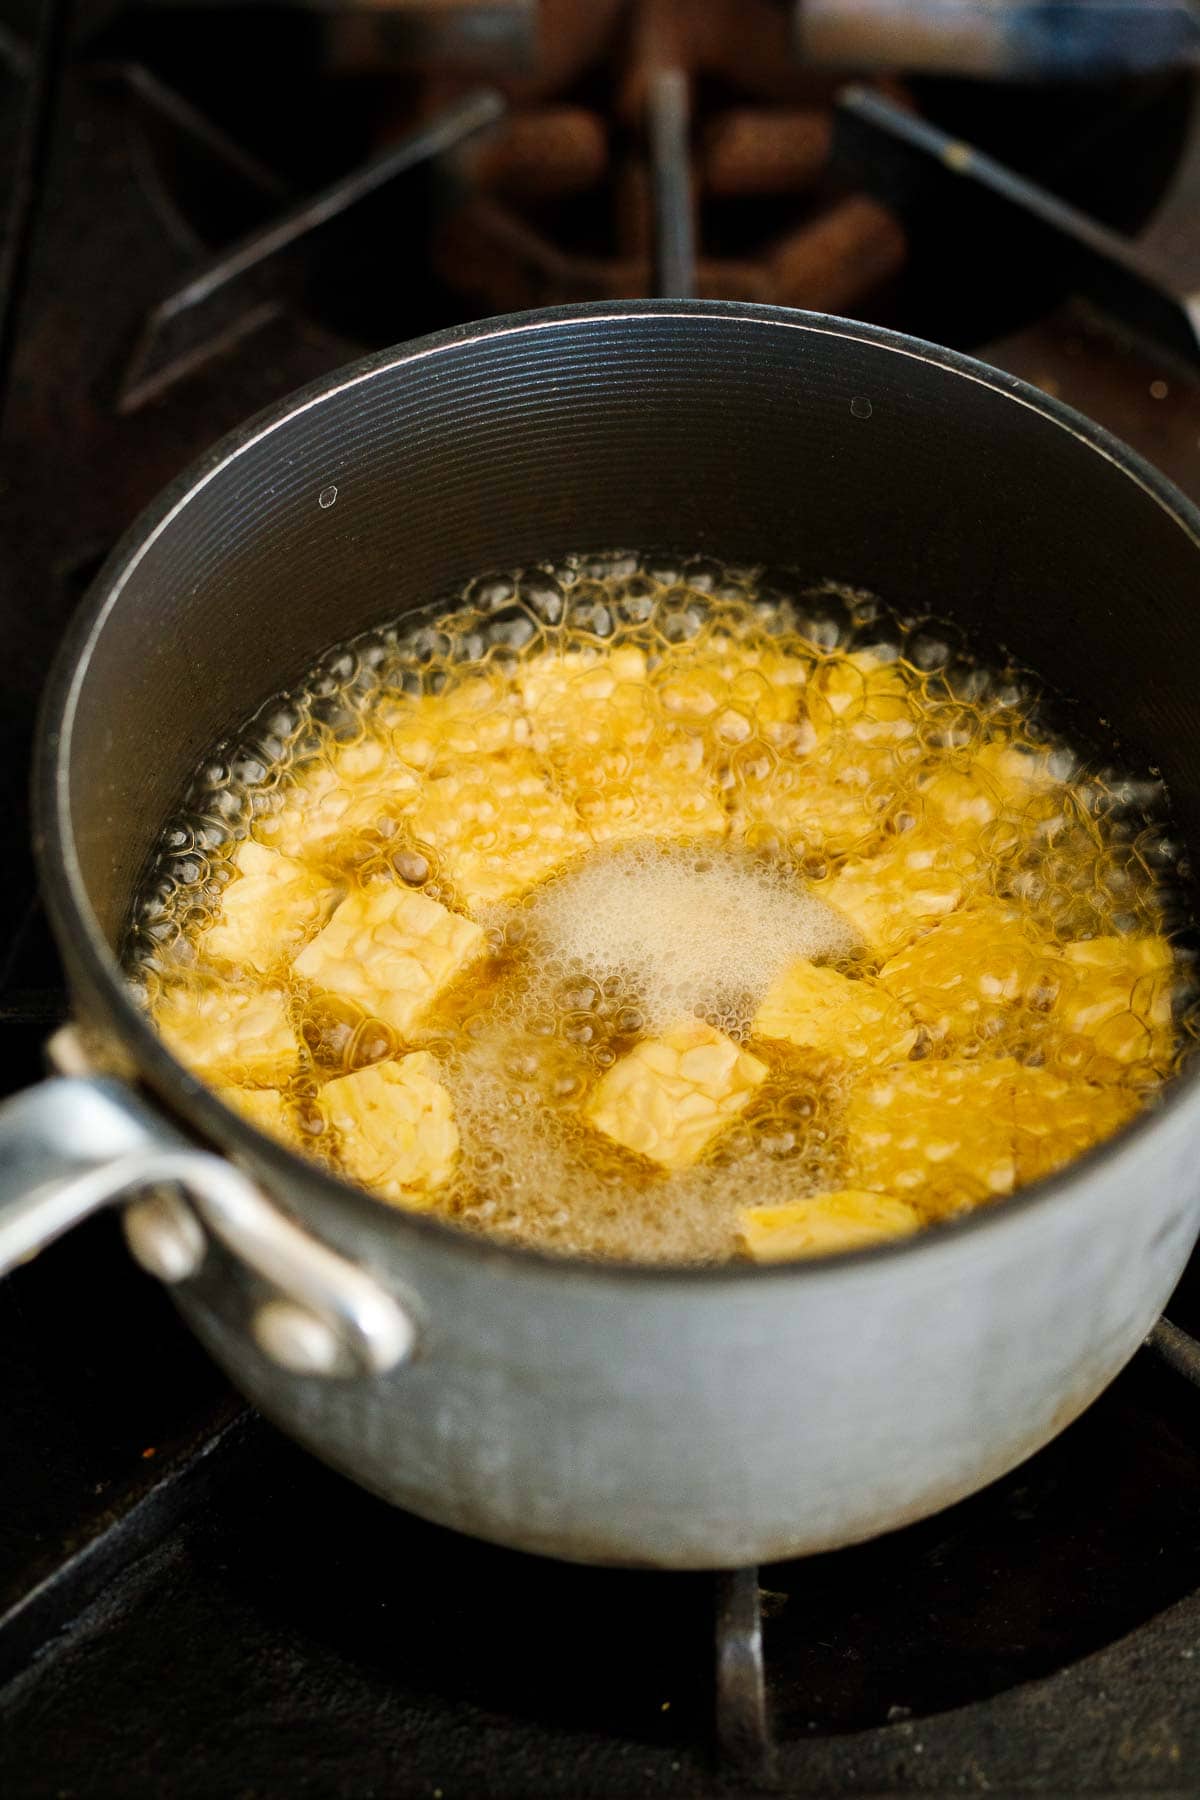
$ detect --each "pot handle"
[0,1071,416,1378]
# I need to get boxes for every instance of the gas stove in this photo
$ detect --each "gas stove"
[4,4,1200,1794]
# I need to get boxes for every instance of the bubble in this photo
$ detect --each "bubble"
[392,848,430,886]
[518,573,565,624]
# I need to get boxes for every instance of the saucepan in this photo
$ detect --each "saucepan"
[3,301,1200,1569]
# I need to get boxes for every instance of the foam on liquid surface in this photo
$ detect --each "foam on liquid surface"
[517,843,853,1037]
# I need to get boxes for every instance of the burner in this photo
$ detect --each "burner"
[99,0,1194,380]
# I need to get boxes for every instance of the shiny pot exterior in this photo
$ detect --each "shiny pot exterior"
[171,1107,1199,1567]
[36,303,1200,1568]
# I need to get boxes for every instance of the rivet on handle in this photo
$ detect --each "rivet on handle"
[0,1073,417,1378]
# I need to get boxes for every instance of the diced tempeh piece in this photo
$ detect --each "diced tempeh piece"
[733,651,920,857]
[566,733,728,848]
[732,733,903,861]
[653,636,809,733]
[1051,935,1175,1070]
[585,1018,767,1171]
[1009,1065,1142,1183]
[808,650,915,740]
[155,982,297,1086]
[520,646,727,849]
[323,1051,458,1205]
[519,645,654,755]
[406,749,591,907]
[258,736,419,864]
[202,841,338,972]
[975,739,1063,801]
[380,672,530,771]
[913,763,1003,838]
[877,902,1059,1046]
[915,740,1066,850]
[216,1083,297,1146]
[846,1058,1018,1206]
[293,884,485,1036]
[739,1189,921,1261]
[753,959,917,1065]
[823,833,970,957]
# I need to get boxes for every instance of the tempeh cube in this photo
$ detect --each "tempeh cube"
[381,671,530,771]
[823,833,971,957]
[215,1083,298,1147]
[753,958,917,1066]
[845,1058,1018,1206]
[1050,935,1175,1071]
[323,1051,458,1205]
[1009,1065,1142,1183]
[155,982,297,1087]
[406,749,591,907]
[653,636,809,734]
[738,1188,921,1260]
[584,1018,767,1171]
[519,645,654,755]
[565,732,728,848]
[293,883,485,1036]
[258,736,419,864]
[202,840,338,972]
[877,901,1059,1047]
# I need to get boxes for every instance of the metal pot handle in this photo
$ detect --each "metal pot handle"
[0,1060,416,1379]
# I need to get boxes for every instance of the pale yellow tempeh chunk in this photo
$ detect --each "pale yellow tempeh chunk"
[155,983,297,1086]
[202,840,338,972]
[215,1083,297,1146]
[293,884,485,1036]
[739,1189,921,1260]
[732,732,903,861]
[406,748,591,907]
[520,645,727,848]
[566,733,728,848]
[753,959,917,1065]
[653,636,809,733]
[915,740,1067,851]
[975,739,1063,800]
[380,671,530,771]
[823,832,971,957]
[323,1051,458,1205]
[913,763,1003,838]
[1050,935,1175,1070]
[734,649,919,861]
[1009,1064,1142,1183]
[584,1018,767,1171]
[877,901,1059,1046]
[257,736,420,864]
[519,645,653,755]
[807,650,915,741]
[846,1058,1019,1207]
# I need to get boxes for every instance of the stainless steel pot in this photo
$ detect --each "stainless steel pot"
[4,301,1200,1570]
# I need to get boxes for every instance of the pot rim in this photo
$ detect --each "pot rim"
[35,298,1200,1287]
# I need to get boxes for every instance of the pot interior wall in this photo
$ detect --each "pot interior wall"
[58,309,1200,948]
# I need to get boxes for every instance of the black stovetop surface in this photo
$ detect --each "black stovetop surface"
[6,1251,1200,1799]
[4,6,1200,1793]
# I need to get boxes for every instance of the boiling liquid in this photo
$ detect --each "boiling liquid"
[128,553,1194,1263]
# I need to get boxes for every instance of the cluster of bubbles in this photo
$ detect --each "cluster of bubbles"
[127,550,1196,1263]
[426,844,859,1261]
